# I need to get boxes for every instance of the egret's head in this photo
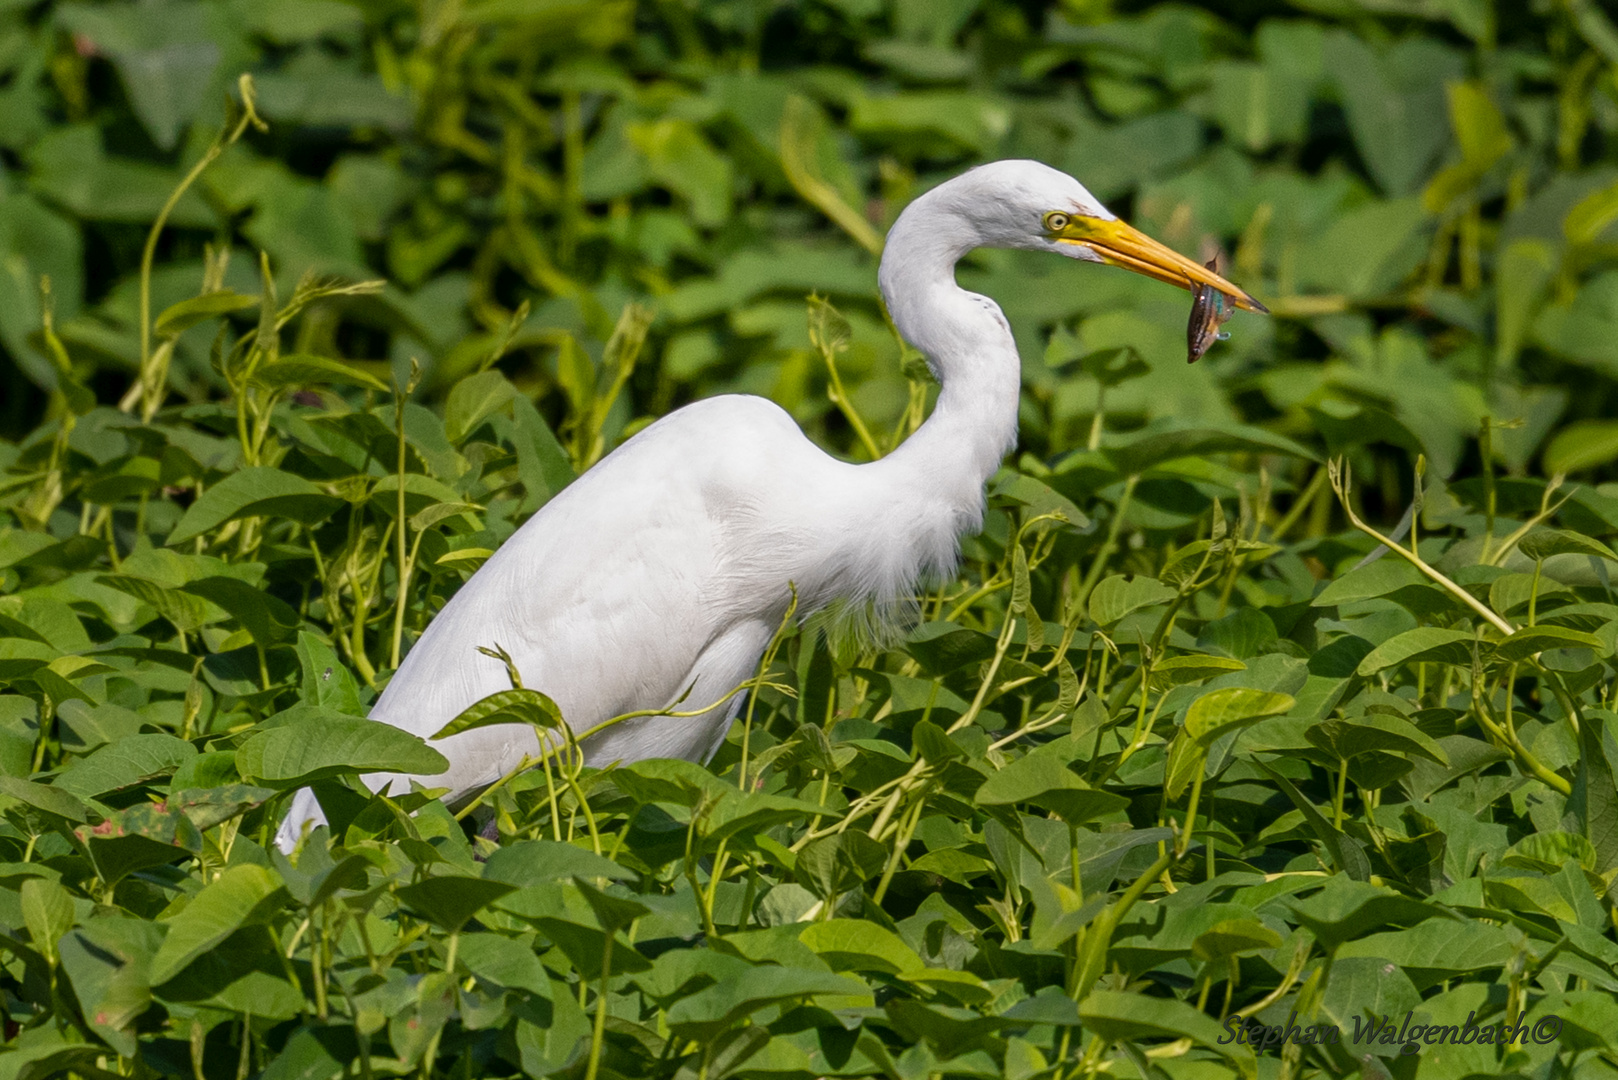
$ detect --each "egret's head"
[920,159,1268,314]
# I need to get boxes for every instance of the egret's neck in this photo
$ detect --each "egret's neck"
[876,223,1021,510]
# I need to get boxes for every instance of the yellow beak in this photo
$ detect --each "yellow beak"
[1055,216,1269,314]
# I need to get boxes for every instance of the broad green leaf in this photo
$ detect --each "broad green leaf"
[1148,653,1247,689]
[1306,714,1449,765]
[1518,529,1618,563]
[296,632,364,714]
[1101,422,1316,475]
[150,865,286,985]
[1502,831,1599,874]
[54,733,197,798]
[988,473,1090,529]
[1191,919,1281,962]
[20,878,75,964]
[1495,624,1605,661]
[430,687,565,741]
[1080,989,1253,1063]
[181,576,302,646]
[249,353,390,393]
[975,753,1129,825]
[153,291,258,338]
[1356,628,1477,675]
[573,877,649,933]
[795,831,887,901]
[1254,762,1371,882]
[612,757,732,809]
[799,919,924,975]
[482,841,637,886]
[396,875,516,931]
[0,776,92,823]
[236,716,449,788]
[1546,420,1618,476]
[166,785,276,832]
[1285,874,1446,948]
[458,932,552,997]
[1184,687,1295,745]
[76,802,204,885]
[167,467,343,546]
[445,370,518,444]
[97,573,220,634]
[1570,711,1618,875]
[663,966,864,1039]
[1088,574,1175,627]
[1312,558,1425,607]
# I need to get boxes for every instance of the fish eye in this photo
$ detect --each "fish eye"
[1044,211,1071,233]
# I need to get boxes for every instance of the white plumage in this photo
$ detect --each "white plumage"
[275,160,1262,852]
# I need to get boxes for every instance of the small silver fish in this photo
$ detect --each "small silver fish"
[1187,258,1235,364]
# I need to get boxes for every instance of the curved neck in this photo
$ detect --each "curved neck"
[876,214,1021,503]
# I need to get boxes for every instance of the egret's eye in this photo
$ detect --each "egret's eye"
[1044,211,1072,233]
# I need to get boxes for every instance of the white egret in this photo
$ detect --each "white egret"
[274,159,1263,852]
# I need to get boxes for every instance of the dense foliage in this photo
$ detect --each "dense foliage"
[4,0,1618,1078]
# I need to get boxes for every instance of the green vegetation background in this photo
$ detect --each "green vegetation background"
[3,0,1618,1078]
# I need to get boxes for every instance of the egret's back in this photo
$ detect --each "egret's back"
[275,394,897,848]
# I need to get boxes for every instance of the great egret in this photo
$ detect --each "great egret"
[274,159,1263,852]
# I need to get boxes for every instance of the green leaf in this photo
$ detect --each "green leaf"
[1312,558,1425,607]
[1253,761,1371,882]
[1356,627,1477,675]
[663,966,864,1040]
[1148,654,1247,689]
[1080,989,1253,1063]
[458,932,553,997]
[236,716,449,789]
[612,758,732,809]
[167,784,277,831]
[0,775,92,823]
[76,802,204,885]
[1570,710,1618,876]
[20,878,75,964]
[1184,687,1295,745]
[97,573,220,634]
[988,473,1090,530]
[1502,830,1600,874]
[167,467,343,546]
[1101,422,1316,476]
[1518,529,1618,562]
[249,353,391,393]
[1305,714,1449,765]
[799,918,925,975]
[572,877,649,934]
[482,841,638,886]
[430,687,565,741]
[296,632,364,715]
[974,753,1129,825]
[795,831,888,901]
[1088,574,1175,627]
[54,733,198,798]
[445,370,518,444]
[150,865,286,985]
[1285,874,1447,949]
[153,291,258,338]
[1495,624,1605,661]
[1190,919,1282,962]
[396,875,516,931]
[1546,420,1618,476]
[182,576,302,646]
[1336,916,1516,972]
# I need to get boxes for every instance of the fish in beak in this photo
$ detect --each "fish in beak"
[1051,215,1266,362]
